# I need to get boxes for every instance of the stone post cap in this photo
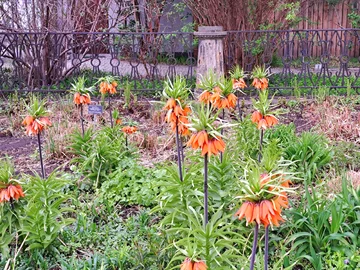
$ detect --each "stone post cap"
[194,26,227,38]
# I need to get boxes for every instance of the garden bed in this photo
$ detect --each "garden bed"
[1,89,360,269]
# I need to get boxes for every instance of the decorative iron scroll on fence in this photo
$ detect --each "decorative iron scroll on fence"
[0,32,196,94]
[0,29,359,95]
[226,29,360,95]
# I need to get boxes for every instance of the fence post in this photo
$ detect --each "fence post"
[194,26,227,90]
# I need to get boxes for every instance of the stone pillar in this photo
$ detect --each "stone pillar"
[194,26,227,86]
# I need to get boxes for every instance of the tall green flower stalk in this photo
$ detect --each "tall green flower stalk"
[229,65,247,121]
[187,104,229,226]
[22,96,51,179]
[249,65,280,269]
[163,76,191,182]
[70,77,93,137]
[234,165,294,270]
[97,75,118,128]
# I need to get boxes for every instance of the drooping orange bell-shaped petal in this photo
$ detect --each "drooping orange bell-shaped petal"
[181,258,194,270]
[73,92,81,105]
[193,261,207,270]
[39,117,52,128]
[174,105,184,117]
[210,92,222,109]
[251,111,263,124]
[260,77,269,90]
[199,91,212,104]
[257,119,268,130]
[227,93,237,108]
[264,115,278,127]
[22,115,34,126]
[235,201,254,224]
[252,78,262,89]
[109,85,117,94]
[164,98,177,110]
[232,78,247,89]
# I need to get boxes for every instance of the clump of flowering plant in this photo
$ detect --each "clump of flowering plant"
[251,90,279,130]
[98,76,118,95]
[70,77,94,136]
[197,70,218,104]
[163,76,191,137]
[234,164,293,270]
[251,65,270,91]
[98,76,119,127]
[210,77,238,110]
[163,76,191,181]
[22,96,51,178]
[187,104,231,225]
[22,96,51,137]
[187,105,226,158]
[235,169,291,227]
[121,120,138,147]
[0,158,25,205]
[122,125,137,135]
[229,65,247,91]
[229,65,247,120]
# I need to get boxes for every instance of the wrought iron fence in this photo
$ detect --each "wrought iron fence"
[0,32,196,94]
[0,29,359,96]
[226,29,360,95]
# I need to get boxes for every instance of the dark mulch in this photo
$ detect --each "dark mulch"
[0,135,68,176]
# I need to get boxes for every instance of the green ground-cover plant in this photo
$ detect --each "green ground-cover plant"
[99,158,166,207]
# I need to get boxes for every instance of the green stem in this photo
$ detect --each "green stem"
[264,226,269,270]
[175,122,183,181]
[80,105,85,137]
[258,128,264,163]
[250,222,259,270]
[220,109,224,163]
[204,153,208,226]
[37,132,45,179]
[108,95,113,128]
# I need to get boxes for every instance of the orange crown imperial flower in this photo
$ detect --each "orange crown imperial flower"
[226,93,237,109]
[234,199,285,228]
[187,131,225,157]
[251,111,278,130]
[23,116,51,136]
[252,77,269,91]
[232,78,247,90]
[100,81,117,95]
[99,82,108,95]
[122,126,137,134]
[180,258,207,270]
[164,98,191,136]
[0,184,25,203]
[198,91,212,104]
[74,92,91,105]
